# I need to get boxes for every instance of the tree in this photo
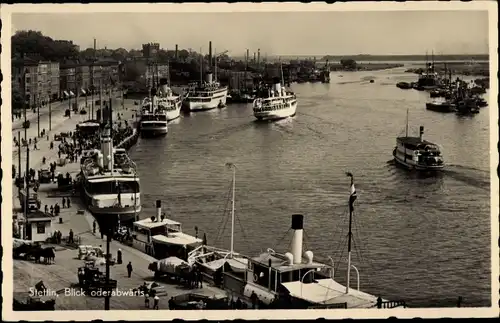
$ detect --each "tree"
[12,30,79,61]
[340,58,357,70]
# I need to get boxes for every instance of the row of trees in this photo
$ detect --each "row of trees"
[12,30,234,66]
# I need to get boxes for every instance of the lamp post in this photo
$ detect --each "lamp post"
[48,90,52,131]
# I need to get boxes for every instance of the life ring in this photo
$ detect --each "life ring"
[253,273,259,282]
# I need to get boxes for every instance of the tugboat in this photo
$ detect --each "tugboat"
[253,64,297,121]
[393,110,444,171]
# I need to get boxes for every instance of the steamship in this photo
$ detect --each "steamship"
[253,76,298,121]
[393,111,444,171]
[139,90,168,137]
[183,72,228,111]
[132,200,203,260]
[80,126,141,222]
[157,79,182,121]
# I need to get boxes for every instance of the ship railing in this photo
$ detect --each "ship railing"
[377,300,407,309]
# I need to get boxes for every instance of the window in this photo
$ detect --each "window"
[37,222,46,234]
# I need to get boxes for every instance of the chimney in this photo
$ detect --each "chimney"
[175,44,178,61]
[253,52,256,63]
[419,126,424,141]
[209,41,212,71]
[257,49,260,65]
[246,49,250,63]
[291,214,304,264]
[156,200,161,221]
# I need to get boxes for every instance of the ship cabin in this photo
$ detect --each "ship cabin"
[186,73,227,101]
[76,121,100,139]
[140,112,167,122]
[132,202,202,260]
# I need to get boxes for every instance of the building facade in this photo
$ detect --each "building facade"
[12,58,60,106]
[59,64,76,98]
[142,43,160,59]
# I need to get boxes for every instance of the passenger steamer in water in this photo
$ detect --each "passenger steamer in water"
[79,125,141,223]
[183,72,228,111]
[393,111,444,171]
[253,75,298,121]
[139,90,169,137]
[157,80,182,122]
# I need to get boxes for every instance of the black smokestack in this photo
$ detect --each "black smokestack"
[257,49,260,65]
[175,44,178,61]
[291,214,304,230]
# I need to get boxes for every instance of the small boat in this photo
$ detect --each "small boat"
[426,98,456,113]
[396,82,411,90]
[393,110,444,171]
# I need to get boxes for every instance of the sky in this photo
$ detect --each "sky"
[11,10,489,56]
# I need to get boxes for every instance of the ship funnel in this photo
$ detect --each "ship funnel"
[206,72,213,84]
[419,126,424,141]
[156,200,161,221]
[100,127,113,171]
[160,84,169,95]
[272,77,281,95]
[291,214,304,264]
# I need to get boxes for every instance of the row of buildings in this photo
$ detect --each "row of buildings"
[12,56,121,106]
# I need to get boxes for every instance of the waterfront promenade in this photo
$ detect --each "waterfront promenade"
[12,97,227,310]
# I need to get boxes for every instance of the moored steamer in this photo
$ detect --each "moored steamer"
[80,125,141,223]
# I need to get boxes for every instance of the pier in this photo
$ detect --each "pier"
[11,95,226,310]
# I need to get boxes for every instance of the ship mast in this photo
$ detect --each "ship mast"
[345,172,357,294]
[214,48,217,82]
[199,47,203,86]
[226,163,236,258]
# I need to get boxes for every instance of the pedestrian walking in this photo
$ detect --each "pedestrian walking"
[168,297,175,310]
[50,205,54,215]
[62,197,66,208]
[144,294,150,308]
[93,220,96,234]
[126,262,133,278]
[44,205,48,214]
[69,229,74,243]
[67,198,71,208]
[153,295,159,310]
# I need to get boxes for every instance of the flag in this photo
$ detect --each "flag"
[346,172,357,213]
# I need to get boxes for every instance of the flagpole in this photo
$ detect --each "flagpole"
[346,172,356,294]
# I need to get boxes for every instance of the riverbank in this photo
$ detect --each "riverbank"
[329,63,405,72]
[404,61,489,77]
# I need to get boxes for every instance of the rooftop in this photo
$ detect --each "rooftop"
[134,217,181,229]
[282,278,381,308]
[152,232,202,247]
[26,210,52,221]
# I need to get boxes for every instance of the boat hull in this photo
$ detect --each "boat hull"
[254,102,297,121]
[140,124,168,137]
[81,189,142,223]
[426,103,456,113]
[393,151,444,171]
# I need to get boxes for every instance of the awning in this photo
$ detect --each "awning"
[63,91,69,97]
[69,91,75,96]
[81,89,86,95]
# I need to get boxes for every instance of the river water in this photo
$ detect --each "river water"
[127,66,492,308]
